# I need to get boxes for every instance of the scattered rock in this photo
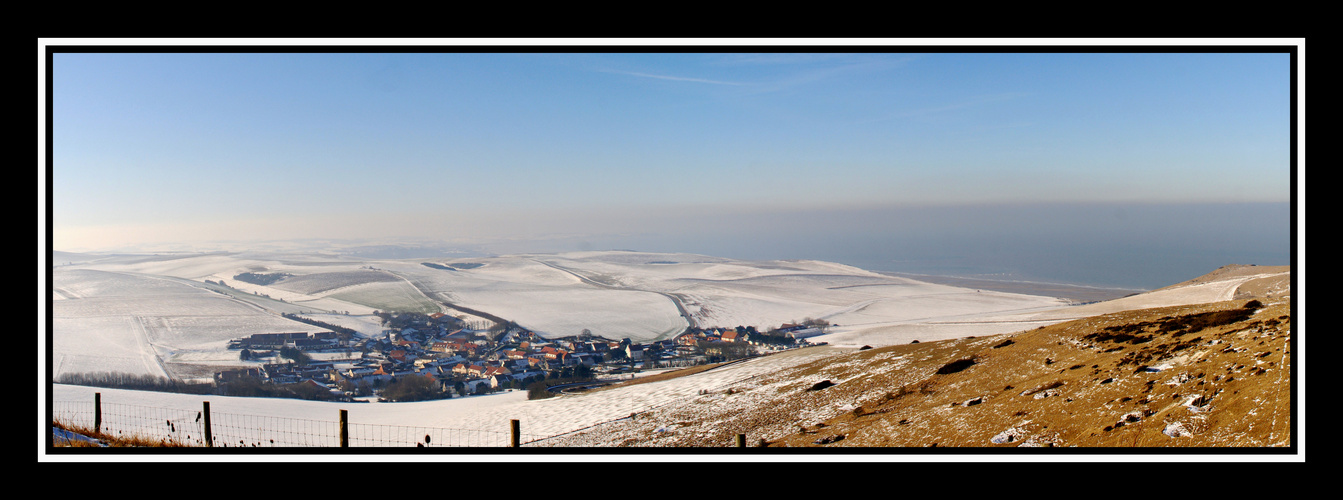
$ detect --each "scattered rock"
[991,426,1028,444]
[814,434,845,445]
[1021,381,1065,398]
[1163,421,1193,437]
[1187,393,1213,408]
[1166,373,1192,386]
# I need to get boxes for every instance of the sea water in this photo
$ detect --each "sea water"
[486,202,1293,292]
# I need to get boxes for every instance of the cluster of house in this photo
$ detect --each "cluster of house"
[217,312,820,400]
[679,323,826,345]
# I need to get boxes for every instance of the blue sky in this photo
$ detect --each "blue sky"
[47,46,1295,255]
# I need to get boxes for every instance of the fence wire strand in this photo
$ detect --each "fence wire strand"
[209,411,340,447]
[52,396,549,448]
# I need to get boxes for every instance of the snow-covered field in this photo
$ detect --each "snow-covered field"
[50,250,1284,380]
[48,250,1074,381]
[44,250,1288,453]
[51,268,334,381]
[810,267,1290,348]
[49,346,843,449]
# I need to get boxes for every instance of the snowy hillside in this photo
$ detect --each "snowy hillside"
[49,249,1073,381]
[45,257,1293,451]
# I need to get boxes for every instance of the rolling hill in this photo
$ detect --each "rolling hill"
[47,252,1296,452]
[535,266,1295,448]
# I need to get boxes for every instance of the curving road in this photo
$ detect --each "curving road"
[528,258,697,336]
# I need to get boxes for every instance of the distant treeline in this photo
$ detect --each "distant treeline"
[233,272,293,286]
[526,371,596,401]
[215,376,339,401]
[57,371,344,401]
[374,310,467,330]
[421,262,483,271]
[57,372,213,395]
[281,313,358,340]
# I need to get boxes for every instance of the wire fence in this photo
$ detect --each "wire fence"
[50,393,551,448]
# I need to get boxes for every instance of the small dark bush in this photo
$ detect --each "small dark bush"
[936,358,977,375]
[807,380,836,391]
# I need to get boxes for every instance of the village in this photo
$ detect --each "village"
[215,310,831,402]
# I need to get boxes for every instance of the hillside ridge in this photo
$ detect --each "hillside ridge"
[536,266,1295,448]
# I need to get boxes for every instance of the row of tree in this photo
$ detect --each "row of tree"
[232,272,293,286]
[216,375,336,400]
[56,371,213,395]
[373,310,467,331]
[280,312,358,341]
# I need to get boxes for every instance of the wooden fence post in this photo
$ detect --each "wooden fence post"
[202,401,212,447]
[93,392,101,435]
[510,419,520,447]
[339,409,349,448]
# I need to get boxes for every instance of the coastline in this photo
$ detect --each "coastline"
[877,271,1145,304]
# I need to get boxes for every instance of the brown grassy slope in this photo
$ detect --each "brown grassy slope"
[537,267,1293,448]
[764,296,1293,448]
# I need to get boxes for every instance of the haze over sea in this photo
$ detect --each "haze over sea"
[430,201,1287,292]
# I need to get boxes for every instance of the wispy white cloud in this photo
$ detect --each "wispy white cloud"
[598,54,916,95]
[603,69,747,86]
[721,54,917,94]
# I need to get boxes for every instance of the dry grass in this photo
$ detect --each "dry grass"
[761,296,1293,448]
[50,419,201,448]
[539,285,1293,449]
